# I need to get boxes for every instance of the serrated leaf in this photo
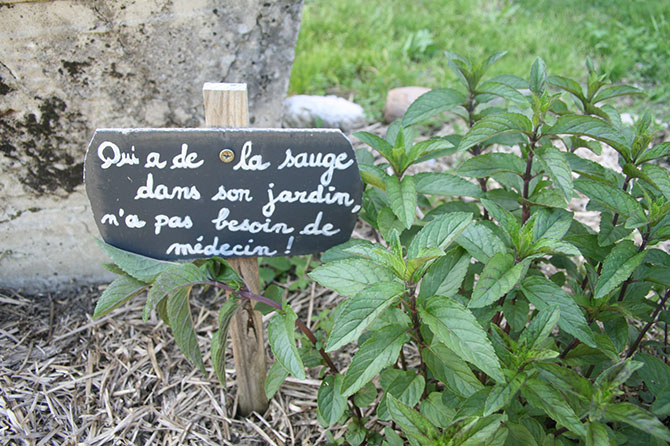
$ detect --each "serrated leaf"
[549,75,586,101]
[377,207,407,242]
[530,57,547,95]
[537,146,573,201]
[415,171,483,198]
[594,241,645,300]
[565,152,620,185]
[477,80,527,103]
[407,212,473,259]
[268,305,305,380]
[423,341,483,397]
[211,297,239,387]
[604,402,670,442]
[635,353,670,395]
[529,239,581,257]
[402,88,466,126]
[574,178,643,218]
[354,381,377,408]
[143,263,209,321]
[507,422,539,446]
[522,377,586,437]
[586,422,611,446]
[598,212,633,246]
[470,253,528,308]
[419,248,471,299]
[547,115,629,158]
[521,276,596,348]
[420,392,456,428]
[96,238,173,282]
[341,325,409,397]
[521,306,560,348]
[457,152,526,177]
[358,163,388,190]
[641,163,670,201]
[386,394,439,445]
[592,84,644,104]
[420,295,504,382]
[317,375,346,427]
[458,413,508,445]
[167,287,205,373]
[265,361,289,399]
[484,373,525,416]
[326,281,404,352]
[386,175,416,229]
[93,275,147,318]
[638,142,670,163]
[354,131,394,166]
[378,369,426,420]
[309,258,395,297]
[456,222,507,263]
[459,112,532,152]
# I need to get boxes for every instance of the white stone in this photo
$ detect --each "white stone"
[282,95,366,132]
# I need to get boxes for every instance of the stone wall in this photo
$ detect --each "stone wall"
[0,0,304,291]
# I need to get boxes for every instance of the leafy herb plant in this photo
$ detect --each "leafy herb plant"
[94,51,670,445]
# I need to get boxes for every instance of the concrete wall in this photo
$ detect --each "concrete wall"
[0,0,304,291]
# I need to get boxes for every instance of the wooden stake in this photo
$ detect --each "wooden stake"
[203,82,269,416]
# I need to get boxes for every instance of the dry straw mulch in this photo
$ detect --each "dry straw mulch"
[0,281,352,446]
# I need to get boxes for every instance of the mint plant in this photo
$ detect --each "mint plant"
[305,53,670,445]
[93,51,670,445]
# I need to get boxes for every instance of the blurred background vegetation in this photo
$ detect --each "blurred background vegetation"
[288,0,670,121]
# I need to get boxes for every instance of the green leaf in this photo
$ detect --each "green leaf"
[402,88,466,126]
[457,222,507,263]
[309,258,395,297]
[419,248,471,299]
[484,373,525,416]
[265,361,289,399]
[594,241,645,301]
[638,142,670,163]
[354,131,394,166]
[470,253,529,308]
[317,375,347,427]
[457,152,526,177]
[386,175,416,229]
[547,115,629,157]
[574,178,643,219]
[459,112,532,152]
[167,287,205,373]
[423,341,483,397]
[420,392,456,428]
[529,239,581,257]
[143,263,209,321]
[458,414,508,445]
[420,295,505,383]
[537,146,573,201]
[415,171,483,198]
[326,281,405,352]
[341,325,410,397]
[93,275,147,318]
[354,381,377,408]
[586,422,611,446]
[386,394,439,445]
[407,212,473,259]
[211,297,239,387]
[521,276,596,348]
[507,422,539,446]
[378,369,426,420]
[604,402,670,442]
[477,80,527,103]
[641,164,670,201]
[529,57,547,95]
[522,377,586,437]
[651,391,670,417]
[268,304,305,380]
[521,306,560,348]
[592,84,644,104]
[549,75,586,101]
[636,353,670,395]
[598,212,633,246]
[595,360,643,391]
[358,163,388,190]
[96,238,173,282]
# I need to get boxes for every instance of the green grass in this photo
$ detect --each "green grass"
[289,0,670,121]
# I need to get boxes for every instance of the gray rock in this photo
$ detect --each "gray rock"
[384,86,430,123]
[0,0,304,291]
[282,95,366,132]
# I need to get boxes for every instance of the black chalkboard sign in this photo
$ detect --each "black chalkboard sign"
[84,129,363,260]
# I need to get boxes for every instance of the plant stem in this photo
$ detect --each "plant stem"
[521,133,538,224]
[202,280,363,420]
[626,289,670,359]
[409,290,427,388]
[616,224,650,303]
